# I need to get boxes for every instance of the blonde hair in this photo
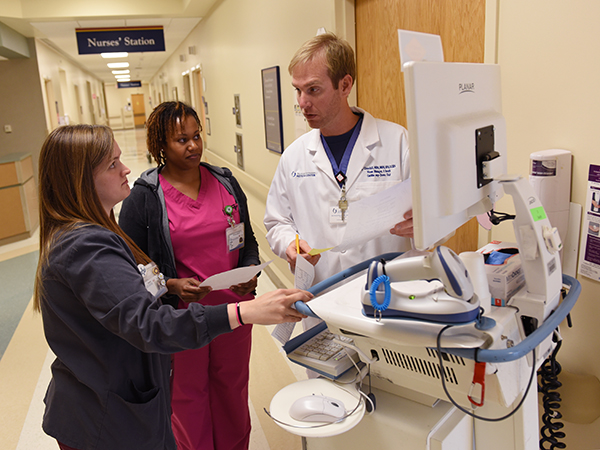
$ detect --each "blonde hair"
[288,32,356,88]
[33,125,151,311]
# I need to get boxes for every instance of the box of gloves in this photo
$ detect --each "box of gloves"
[477,241,525,306]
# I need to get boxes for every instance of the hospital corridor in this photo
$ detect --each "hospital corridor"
[2,0,600,449]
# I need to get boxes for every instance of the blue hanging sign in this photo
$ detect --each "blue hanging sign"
[76,26,165,55]
[118,81,142,88]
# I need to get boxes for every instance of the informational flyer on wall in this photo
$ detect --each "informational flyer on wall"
[578,164,600,281]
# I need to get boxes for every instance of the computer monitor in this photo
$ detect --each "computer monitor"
[403,61,507,250]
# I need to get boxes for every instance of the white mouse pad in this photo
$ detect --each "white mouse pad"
[268,378,365,437]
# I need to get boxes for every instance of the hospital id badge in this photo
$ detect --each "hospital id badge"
[226,222,245,252]
[138,262,167,298]
[329,205,349,224]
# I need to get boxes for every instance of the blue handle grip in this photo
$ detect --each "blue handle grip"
[294,300,318,317]
[441,274,580,363]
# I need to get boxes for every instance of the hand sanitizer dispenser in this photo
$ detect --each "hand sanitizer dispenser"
[529,149,572,246]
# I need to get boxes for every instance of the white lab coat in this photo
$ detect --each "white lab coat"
[264,107,412,287]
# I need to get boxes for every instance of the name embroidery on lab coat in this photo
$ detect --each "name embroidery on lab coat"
[364,164,397,178]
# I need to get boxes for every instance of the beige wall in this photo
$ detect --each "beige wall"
[0,34,116,186]
[35,39,106,128]
[0,39,47,173]
[486,1,600,446]
[0,38,108,180]
[149,0,354,287]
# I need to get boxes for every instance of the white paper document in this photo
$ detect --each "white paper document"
[199,260,272,290]
[332,179,412,252]
[271,255,316,345]
[271,322,296,346]
[294,255,315,290]
[397,29,444,70]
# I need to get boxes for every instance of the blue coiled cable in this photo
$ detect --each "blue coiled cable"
[369,274,391,312]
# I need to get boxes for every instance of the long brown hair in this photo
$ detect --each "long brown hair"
[33,125,151,311]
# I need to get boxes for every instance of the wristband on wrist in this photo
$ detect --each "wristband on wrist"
[235,302,245,326]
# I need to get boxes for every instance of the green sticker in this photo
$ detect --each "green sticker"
[530,206,547,222]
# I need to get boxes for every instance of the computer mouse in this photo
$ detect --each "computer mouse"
[289,394,346,423]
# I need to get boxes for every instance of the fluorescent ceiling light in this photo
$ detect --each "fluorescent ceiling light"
[102,52,128,58]
[112,70,130,74]
[107,62,129,69]
[115,77,131,81]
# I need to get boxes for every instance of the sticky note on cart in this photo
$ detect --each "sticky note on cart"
[308,247,333,256]
[199,260,272,290]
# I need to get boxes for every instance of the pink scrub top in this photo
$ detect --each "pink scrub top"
[160,166,252,307]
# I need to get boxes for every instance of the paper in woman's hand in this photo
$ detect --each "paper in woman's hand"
[271,255,315,345]
[199,260,272,290]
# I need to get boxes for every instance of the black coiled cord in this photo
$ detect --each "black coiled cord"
[539,339,565,449]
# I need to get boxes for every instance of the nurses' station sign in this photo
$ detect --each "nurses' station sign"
[75,26,165,55]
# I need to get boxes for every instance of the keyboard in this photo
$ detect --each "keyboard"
[285,322,360,378]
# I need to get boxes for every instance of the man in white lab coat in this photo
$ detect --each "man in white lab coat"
[264,32,413,300]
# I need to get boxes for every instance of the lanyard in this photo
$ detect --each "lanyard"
[320,115,363,187]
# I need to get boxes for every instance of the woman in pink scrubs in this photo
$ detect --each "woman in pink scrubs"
[120,102,260,450]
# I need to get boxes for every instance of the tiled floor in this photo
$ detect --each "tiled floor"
[0,127,306,450]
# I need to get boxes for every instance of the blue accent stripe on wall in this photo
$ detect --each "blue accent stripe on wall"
[0,251,39,360]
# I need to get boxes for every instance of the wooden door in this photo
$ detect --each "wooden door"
[355,0,486,253]
[44,79,59,130]
[131,93,146,128]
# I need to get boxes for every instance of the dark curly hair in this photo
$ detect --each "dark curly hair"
[146,101,202,166]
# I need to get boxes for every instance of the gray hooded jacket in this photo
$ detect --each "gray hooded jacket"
[119,163,260,308]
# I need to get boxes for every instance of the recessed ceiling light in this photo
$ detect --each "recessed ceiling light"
[112,70,130,74]
[102,52,128,58]
[115,76,131,80]
[107,62,129,69]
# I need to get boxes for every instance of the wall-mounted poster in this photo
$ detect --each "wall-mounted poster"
[579,164,600,281]
[261,66,284,153]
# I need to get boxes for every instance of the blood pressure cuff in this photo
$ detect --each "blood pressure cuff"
[484,248,518,265]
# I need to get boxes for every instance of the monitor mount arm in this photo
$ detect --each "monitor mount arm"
[497,175,563,327]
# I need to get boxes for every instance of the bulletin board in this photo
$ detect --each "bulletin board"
[261,66,284,153]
